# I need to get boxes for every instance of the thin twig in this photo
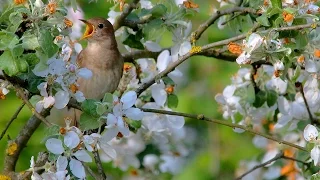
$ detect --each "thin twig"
[135,22,318,96]
[193,7,261,41]
[0,102,25,140]
[140,108,307,151]
[113,0,140,31]
[123,15,155,30]
[83,162,102,180]
[93,150,106,179]
[220,12,247,26]
[282,156,310,166]
[3,108,51,175]
[299,83,317,125]
[19,152,49,179]
[236,152,284,180]
[14,85,52,127]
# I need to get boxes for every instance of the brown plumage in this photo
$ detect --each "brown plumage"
[74,18,123,123]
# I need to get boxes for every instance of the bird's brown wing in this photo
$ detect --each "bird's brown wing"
[76,49,85,68]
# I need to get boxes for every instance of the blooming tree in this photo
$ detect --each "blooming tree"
[1,0,320,179]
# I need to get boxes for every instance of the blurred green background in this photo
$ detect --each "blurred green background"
[0,0,262,179]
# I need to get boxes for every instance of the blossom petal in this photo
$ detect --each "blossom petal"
[121,91,137,109]
[151,82,167,107]
[45,138,64,155]
[167,115,185,129]
[145,41,162,52]
[125,108,144,120]
[69,159,86,179]
[73,150,92,162]
[64,131,80,149]
[100,143,117,159]
[54,90,70,109]
[107,113,117,125]
[304,124,319,142]
[157,50,171,72]
[56,155,68,171]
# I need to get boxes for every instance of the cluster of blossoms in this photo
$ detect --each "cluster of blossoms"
[0,0,200,179]
[213,0,320,178]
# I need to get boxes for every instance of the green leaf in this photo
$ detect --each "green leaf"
[80,113,100,131]
[246,84,255,104]
[81,99,100,117]
[0,31,19,50]
[22,53,39,66]
[143,19,165,40]
[253,91,267,108]
[291,65,301,82]
[151,4,167,18]
[0,50,27,76]
[22,34,40,50]
[266,90,277,107]
[296,32,308,49]
[96,103,109,116]
[267,7,281,17]
[28,78,44,94]
[270,0,282,8]
[9,11,23,32]
[311,173,320,180]
[129,119,141,131]
[38,30,59,57]
[103,93,114,103]
[162,76,175,86]
[11,44,24,57]
[123,30,144,49]
[256,14,270,27]
[167,94,178,108]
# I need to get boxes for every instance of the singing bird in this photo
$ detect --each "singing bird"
[74,18,123,123]
[77,18,123,99]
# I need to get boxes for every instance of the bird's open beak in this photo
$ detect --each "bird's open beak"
[80,19,95,40]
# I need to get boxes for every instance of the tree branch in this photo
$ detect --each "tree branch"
[3,108,51,175]
[236,152,309,180]
[123,15,155,30]
[19,152,49,179]
[123,49,161,62]
[113,0,140,31]
[14,85,52,127]
[298,83,318,125]
[135,22,319,96]
[236,152,284,180]
[140,108,307,151]
[0,102,25,140]
[193,7,261,41]
[92,150,106,179]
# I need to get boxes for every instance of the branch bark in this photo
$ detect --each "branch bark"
[113,0,140,31]
[193,7,261,41]
[0,102,25,140]
[3,108,51,176]
[140,108,307,152]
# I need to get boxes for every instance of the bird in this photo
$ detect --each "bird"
[74,17,124,124]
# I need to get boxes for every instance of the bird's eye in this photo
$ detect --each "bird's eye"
[98,23,104,29]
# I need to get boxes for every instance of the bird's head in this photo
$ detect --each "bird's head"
[80,18,114,42]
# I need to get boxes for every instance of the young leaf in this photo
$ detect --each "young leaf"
[256,14,270,27]
[81,99,100,117]
[167,94,178,108]
[38,30,59,58]
[151,4,167,18]
[253,91,267,108]
[80,113,100,131]
[266,90,278,107]
[0,50,27,76]
[123,31,144,49]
